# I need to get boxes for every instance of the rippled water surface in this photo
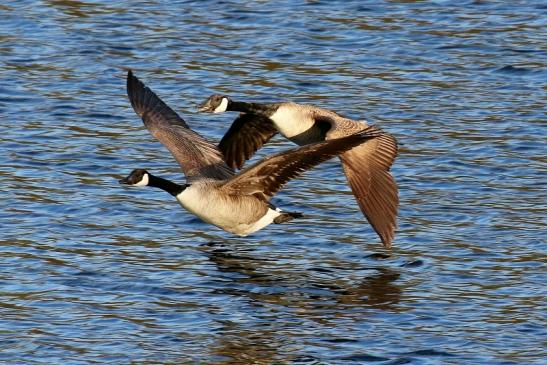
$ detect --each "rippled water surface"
[1,1,546,364]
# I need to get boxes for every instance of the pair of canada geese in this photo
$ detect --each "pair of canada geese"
[120,71,398,247]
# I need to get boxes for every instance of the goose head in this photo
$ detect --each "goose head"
[198,94,231,113]
[119,169,150,187]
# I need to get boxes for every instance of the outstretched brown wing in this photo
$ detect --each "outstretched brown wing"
[127,70,234,181]
[336,131,398,248]
[220,126,385,201]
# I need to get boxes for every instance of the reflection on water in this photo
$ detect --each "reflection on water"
[203,243,403,363]
[1,0,546,363]
[205,242,402,311]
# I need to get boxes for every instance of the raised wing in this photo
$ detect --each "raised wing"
[220,125,385,201]
[327,120,398,248]
[218,113,278,169]
[126,70,234,181]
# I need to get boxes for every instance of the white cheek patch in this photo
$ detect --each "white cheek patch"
[134,173,149,186]
[213,98,228,113]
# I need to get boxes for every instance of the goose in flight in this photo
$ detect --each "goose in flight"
[120,71,386,236]
[198,95,398,247]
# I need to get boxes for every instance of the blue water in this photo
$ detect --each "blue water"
[1,1,545,364]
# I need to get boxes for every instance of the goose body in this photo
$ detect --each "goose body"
[120,71,386,236]
[198,95,398,246]
[175,180,281,236]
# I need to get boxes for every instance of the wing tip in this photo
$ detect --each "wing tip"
[126,69,140,97]
[341,159,399,249]
[379,231,395,248]
[125,69,150,118]
[126,68,135,87]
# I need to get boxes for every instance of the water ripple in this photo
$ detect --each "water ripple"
[1,0,545,364]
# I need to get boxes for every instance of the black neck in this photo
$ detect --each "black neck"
[228,101,278,117]
[148,174,186,196]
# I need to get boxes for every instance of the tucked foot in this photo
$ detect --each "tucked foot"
[274,211,303,224]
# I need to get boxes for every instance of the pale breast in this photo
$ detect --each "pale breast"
[175,183,272,235]
[270,104,370,145]
[269,104,316,140]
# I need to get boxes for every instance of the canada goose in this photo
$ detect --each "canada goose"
[120,71,386,236]
[198,95,398,247]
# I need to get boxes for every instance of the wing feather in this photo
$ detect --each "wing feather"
[220,126,385,200]
[337,132,398,248]
[218,113,278,169]
[126,71,234,181]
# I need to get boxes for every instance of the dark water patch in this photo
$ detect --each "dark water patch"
[0,96,39,103]
[400,260,423,268]
[365,252,392,260]
[291,355,323,364]
[495,65,536,74]
[324,337,360,344]
[405,349,455,357]
[309,266,334,273]
[340,353,390,362]
[503,48,546,54]
[382,358,413,365]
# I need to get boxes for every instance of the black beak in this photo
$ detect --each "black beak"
[119,177,130,185]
